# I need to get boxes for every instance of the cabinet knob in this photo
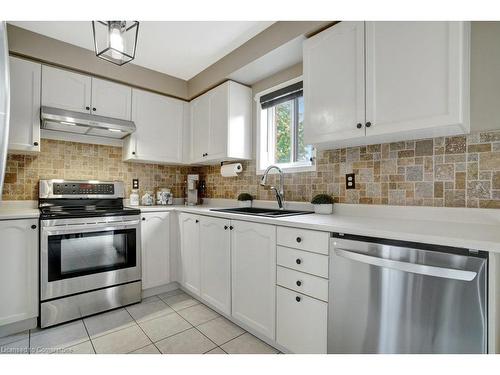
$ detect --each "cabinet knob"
[31,224,37,230]
[296,280,302,287]
[365,121,372,128]
[86,106,90,110]
[92,107,96,112]
[296,258,302,265]
[356,123,362,129]
[132,151,136,155]
[296,296,301,302]
[195,219,199,223]
[142,218,145,221]
[33,141,39,146]
[230,226,234,230]
[224,225,228,230]
[296,237,302,243]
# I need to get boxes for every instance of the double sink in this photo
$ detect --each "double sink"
[210,207,313,218]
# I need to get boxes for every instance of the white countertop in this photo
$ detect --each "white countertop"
[3,200,500,253]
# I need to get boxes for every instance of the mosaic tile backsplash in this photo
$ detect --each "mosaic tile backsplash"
[2,139,197,200]
[199,130,500,209]
[3,131,500,208]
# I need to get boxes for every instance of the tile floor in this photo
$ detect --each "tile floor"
[0,289,280,354]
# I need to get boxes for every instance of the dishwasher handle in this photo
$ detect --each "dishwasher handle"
[334,248,477,281]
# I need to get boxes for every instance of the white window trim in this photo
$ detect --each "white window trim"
[254,75,316,176]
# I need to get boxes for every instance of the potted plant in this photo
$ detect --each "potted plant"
[311,194,334,214]
[237,193,254,208]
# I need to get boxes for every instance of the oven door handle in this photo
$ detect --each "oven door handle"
[42,220,140,236]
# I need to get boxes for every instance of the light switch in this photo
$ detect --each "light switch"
[346,173,355,190]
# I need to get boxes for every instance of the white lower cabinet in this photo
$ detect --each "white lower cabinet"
[276,286,328,354]
[231,220,276,340]
[0,219,39,326]
[178,213,201,296]
[141,212,170,290]
[200,216,231,315]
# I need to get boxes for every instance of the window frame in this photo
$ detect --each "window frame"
[255,76,316,176]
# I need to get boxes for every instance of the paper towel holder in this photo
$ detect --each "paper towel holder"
[221,161,242,170]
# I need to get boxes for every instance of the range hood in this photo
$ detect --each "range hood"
[40,106,136,139]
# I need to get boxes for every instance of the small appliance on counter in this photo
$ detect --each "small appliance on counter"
[187,174,199,206]
[156,188,172,205]
[38,179,142,328]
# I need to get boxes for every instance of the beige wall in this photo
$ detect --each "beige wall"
[7,24,189,100]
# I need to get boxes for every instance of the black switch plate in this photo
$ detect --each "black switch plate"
[132,179,139,189]
[346,173,355,190]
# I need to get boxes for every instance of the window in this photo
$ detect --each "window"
[257,78,314,174]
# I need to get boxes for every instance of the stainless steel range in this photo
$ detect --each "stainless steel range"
[39,179,142,328]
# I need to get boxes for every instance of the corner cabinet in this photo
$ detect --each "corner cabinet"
[304,21,470,149]
[123,89,187,164]
[0,219,39,327]
[141,212,170,290]
[8,57,41,153]
[231,220,276,340]
[190,81,252,164]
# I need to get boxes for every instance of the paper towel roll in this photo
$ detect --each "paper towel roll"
[221,163,243,177]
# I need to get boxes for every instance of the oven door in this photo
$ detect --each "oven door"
[40,216,141,301]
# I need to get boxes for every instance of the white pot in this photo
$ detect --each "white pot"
[313,204,333,214]
[238,200,252,208]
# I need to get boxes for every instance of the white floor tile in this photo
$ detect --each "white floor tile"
[162,293,200,311]
[91,325,151,354]
[0,330,29,346]
[177,304,219,326]
[155,328,216,354]
[62,340,95,354]
[0,338,29,354]
[221,333,279,354]
[157,289,184,301]
[83,308,135,339]
[130,344,161,354]
[205,347,227,354]
[126,300,174,323]
[197,317,245,346]
[139,313,192,342]
[30,320,89,354]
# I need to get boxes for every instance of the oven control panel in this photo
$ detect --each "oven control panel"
[53,182,115,195]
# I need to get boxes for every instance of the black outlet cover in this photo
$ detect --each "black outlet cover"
[132,179,139,189]
[346,173,355,190]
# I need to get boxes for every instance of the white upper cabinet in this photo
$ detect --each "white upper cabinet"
[199,216,231,315]
[141,212,170,290]
[364,21,469,139]
[123,89,186,164]
[0,219,39,327]
[42,65,92,113]
[90,78,132,120]
[231,220,276,340]
[303,21,365,146]
[303,21,470,149]
[8,57,41,153]
[190,81,252,164]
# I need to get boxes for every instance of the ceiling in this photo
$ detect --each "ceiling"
[8,21,275,80]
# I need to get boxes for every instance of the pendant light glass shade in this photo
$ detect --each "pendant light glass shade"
[92,21,139,66]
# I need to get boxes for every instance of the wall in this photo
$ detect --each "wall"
[2,139,196,200]
[199,130,500,208]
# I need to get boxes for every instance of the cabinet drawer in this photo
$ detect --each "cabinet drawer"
[277,266,328,302]
[277,226,329,255]
[276,286,327,354]
[277,246,329,278]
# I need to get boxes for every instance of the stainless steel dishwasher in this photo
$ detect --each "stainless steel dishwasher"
[329,233,488,354]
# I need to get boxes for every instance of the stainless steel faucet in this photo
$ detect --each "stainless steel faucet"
[260,165,285,209]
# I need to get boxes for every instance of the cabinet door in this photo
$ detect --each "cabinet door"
[200,216,231,315]
[0,219,38,326]
[207,83,228,160]
[190,95,210,163]
[303,21,365,146]
[365,21,468,137]
[179,213,200,296]
[41,65,91,113]
[141,212,170,290]
[8,57,41,153]
[276,286,327,353]
[231,220,276,339]
[124,89,184,163]
[91,78,132,120]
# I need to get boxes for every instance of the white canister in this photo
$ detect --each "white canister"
[129,190,139,206]
[156,188,171,206]
[313,204,333,214]
[141,191,155,206]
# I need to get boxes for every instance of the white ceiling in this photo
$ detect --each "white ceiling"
[8,21,275,80]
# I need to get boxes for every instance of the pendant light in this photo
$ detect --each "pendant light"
[92,21,139,66]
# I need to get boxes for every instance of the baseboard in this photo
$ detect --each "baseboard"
[0,318,37,338]
[142,281,181,299]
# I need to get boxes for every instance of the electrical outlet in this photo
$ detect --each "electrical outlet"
[132,179,139,189]
[346,173,355,189]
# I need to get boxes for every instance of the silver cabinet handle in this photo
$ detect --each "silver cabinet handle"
[334,248,477,281]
